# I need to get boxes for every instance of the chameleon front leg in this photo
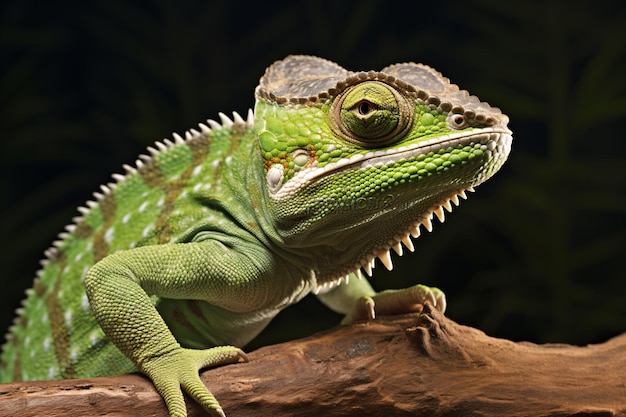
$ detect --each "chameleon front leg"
[316,273,446,324]
[85,236,277,417]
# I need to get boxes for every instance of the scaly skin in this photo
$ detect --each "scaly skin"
[0,55,512,416]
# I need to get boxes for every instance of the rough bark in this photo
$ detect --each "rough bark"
[1,305,624,417]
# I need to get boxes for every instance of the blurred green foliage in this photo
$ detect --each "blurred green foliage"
[1,0,624,348]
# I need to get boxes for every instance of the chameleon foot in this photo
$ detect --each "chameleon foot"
[343,284,446,324]
[140,345,248,417]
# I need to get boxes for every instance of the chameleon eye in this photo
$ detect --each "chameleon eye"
[331,81,414,147]
[356,100,374,116]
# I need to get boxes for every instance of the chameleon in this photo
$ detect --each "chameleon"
[0,55,512,416]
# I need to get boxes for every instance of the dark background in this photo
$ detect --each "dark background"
[1,0,624,350]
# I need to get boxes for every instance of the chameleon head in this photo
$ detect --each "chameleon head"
[254,55,512,283]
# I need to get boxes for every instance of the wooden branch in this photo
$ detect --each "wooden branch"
[1,305,624,417]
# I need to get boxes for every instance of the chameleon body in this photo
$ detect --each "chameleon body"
[0,56,512,416]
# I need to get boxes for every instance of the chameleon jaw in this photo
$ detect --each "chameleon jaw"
[298,127,512,293]
[311,185,474,294]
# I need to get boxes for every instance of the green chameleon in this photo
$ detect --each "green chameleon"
[0,55,512,416]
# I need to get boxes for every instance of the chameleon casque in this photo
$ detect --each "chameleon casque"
[0,55,512,416]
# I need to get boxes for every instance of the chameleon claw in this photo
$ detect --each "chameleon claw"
[423,288,437,307]
[415,285,447,314]
[341,296,376,324]
[364,297,376,320]
[431,287,447,313]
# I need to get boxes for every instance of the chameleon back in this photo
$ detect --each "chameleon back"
[0,112,254,381]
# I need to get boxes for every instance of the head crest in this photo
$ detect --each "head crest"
[255,55,505,125]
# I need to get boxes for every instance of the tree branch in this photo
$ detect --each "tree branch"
[1,305,624,417]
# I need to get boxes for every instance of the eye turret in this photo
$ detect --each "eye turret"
[331,81,414,147]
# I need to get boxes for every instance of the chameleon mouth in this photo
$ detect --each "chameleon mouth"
[310,127,512,294]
